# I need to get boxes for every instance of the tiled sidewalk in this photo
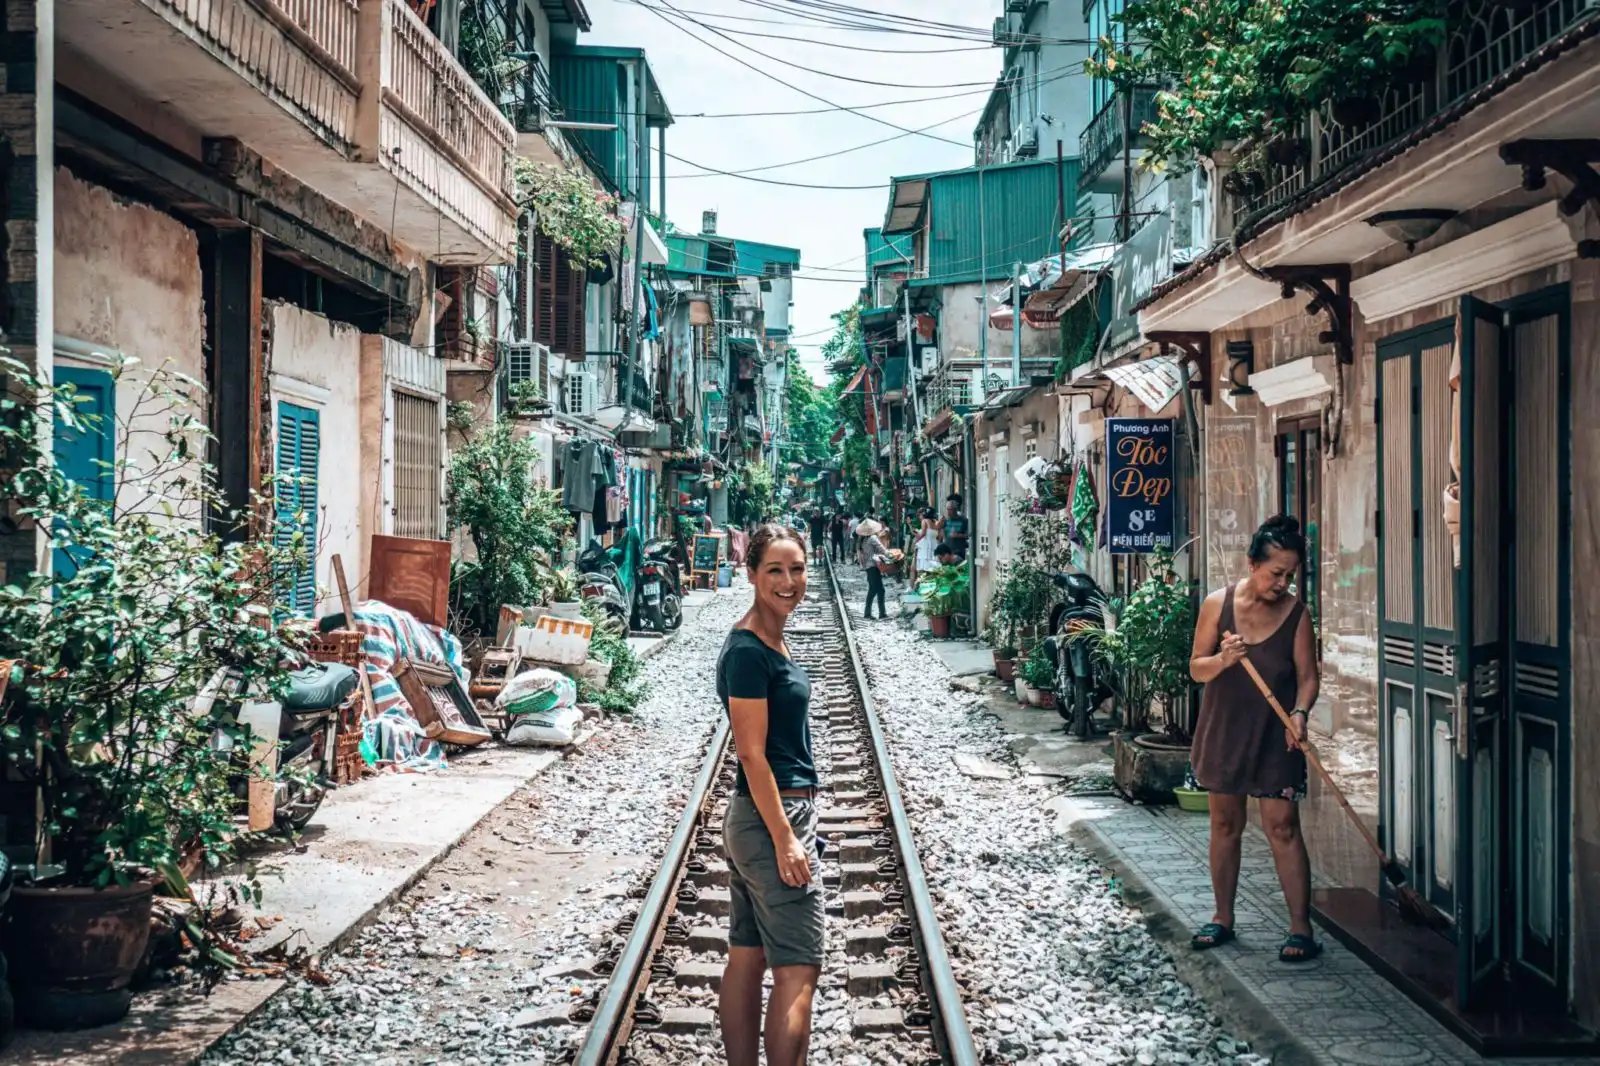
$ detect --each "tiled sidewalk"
[1066,798,1600,1066]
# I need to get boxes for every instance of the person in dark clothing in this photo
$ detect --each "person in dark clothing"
[716,524,821,1066]
[1188,515,1321,963]
[828,512,846,562]
[855,518,889,620]
[807,509,827,564]
[941,494,968,559]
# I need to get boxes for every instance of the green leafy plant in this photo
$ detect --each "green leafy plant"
[0,357,299,903]
[578,600,650,714]
[917,563,970,618]
[549,567,580,604]
[1070,551,1196,737]
[447,400,476,433]
[728,461,776,526]
[447,420,572,636]
[1091,0,1447,165]
[508,379,549,418]
[514,160,624,268]
[1021,644,1057,690]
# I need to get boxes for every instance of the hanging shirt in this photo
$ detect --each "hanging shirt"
[562,441,600,513]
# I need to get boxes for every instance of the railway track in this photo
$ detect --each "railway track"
[567,561,977,1066]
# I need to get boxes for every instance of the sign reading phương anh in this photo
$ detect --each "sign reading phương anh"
[1106,417,1176,553]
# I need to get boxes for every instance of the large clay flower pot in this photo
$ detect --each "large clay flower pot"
[993,655,1016,682]
[928,613,952,638]
[5,879,156,1029]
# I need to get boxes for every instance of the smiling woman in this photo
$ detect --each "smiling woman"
[714,524,822,1066]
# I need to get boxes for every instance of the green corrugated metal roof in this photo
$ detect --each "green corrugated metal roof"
[735,240,801,275]
[863,228,912,276]
[550,47,672,200]
[665,234,738,276]
[905,159,1076,287]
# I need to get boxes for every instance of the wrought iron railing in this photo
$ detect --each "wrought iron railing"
[1238,0,1599,218]
[1078,85,1161,193]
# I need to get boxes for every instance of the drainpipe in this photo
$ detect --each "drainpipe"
[626,61,646,412]
[1012,260,1023,387]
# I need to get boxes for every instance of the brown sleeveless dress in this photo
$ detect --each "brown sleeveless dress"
[1190,585,1308,800]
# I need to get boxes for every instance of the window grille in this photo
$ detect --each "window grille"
[393,391,442,540]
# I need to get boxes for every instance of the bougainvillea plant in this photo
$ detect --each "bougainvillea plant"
[514,159,625,267]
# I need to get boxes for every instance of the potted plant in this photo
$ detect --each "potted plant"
[1020,645,1058,710]
[1072,551,1197,802]
[916,563,969,639]
[0,358,299,1028]
[548,567,583,619]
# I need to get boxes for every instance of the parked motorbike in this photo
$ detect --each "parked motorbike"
[638,537,685,632]
[1046,571,1115,740]
[204,661,357,833]
[579,529,644,630]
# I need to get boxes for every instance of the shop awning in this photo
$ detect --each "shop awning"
[1102,354,1193,413]
[981,385,1034,411]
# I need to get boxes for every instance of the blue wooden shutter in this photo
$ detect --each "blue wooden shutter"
[52,366,115,579]
[275,402,320,617]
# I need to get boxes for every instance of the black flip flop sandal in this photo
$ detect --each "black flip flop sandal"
[1278,933,1323,962]
[1191,922,1235,950]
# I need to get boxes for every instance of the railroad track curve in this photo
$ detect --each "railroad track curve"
[567,559,977,1066]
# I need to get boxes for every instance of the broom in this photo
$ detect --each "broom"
[1237,653,1446,931]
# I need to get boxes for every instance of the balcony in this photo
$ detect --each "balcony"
[1232,0,1599,220]
[1078,86,1162,194]
[60,0,518,262]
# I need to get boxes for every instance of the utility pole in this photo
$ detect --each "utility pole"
[1012,260,1023,387]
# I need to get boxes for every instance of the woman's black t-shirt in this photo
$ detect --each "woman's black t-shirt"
[716,628,817,795]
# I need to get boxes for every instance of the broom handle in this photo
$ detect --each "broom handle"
[1238,654,1386,863]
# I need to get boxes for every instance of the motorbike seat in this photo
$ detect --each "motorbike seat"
[283,662,359,713]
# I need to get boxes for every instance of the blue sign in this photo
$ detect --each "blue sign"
[1106,417,1176,553]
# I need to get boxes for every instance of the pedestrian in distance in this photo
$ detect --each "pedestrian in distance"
[829,511,846,563]
[1188,514,1322,962]
[716,524,823,1066]
[914,507,940,579]
[940,494,968,559]
[855,518,890,620]
[807,509,827,565]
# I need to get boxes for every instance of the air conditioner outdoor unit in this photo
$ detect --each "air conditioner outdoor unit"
[565,371,598,417]
[919,347,940,372]
[1015,127,1040,157]
[504,341,552,399]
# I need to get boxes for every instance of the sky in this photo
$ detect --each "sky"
[586,0,1004,383]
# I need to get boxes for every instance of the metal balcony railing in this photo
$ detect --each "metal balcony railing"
[1078,85,1161,193]
[1236,0,1599,218]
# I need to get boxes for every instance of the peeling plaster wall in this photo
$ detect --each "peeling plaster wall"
[53,167,204,518]
[268,302,367,612]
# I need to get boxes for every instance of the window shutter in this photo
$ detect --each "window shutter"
[533,233,559,351]
[275,402,320,617]
[563,249,586,360]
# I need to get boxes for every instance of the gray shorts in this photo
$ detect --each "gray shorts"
[723,794,825,969]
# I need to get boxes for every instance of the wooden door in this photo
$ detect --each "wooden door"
[1376,321,1460,924]
[1501,289,1570,1007]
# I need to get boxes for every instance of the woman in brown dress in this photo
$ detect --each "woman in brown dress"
[1188,515,1322,962]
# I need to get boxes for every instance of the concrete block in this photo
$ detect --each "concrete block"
[661,1007,718,1034]
[675,961,724,990]
[847,963,897,996]
[852,1007,906,1035]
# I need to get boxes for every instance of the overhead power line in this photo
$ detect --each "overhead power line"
[636,0,975,150]
[665,105,977,180]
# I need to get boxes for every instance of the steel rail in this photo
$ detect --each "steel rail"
[573,716,732,1066]
[825,558,980,1066]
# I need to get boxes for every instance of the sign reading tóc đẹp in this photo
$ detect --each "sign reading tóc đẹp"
[1106,417,1176,553]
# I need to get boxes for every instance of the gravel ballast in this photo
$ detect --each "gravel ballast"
[836,569,1266,1066]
